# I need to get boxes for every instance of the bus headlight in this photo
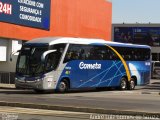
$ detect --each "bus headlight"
[35,79,40,82]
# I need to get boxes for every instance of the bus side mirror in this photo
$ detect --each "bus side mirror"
[10,50,21,61]
[41,50,57,63]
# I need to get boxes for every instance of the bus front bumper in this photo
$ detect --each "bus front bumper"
[15,77,57,90]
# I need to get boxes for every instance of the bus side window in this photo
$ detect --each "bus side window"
[64,44,81,63]
[64,50,77,63]
[45,52,59,71]
[64,49,72,63]
[78,49,86,60]
[71,51,79,60]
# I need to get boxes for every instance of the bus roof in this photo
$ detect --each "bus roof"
[26,37,151,49]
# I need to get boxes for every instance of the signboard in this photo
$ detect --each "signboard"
[114,27,160,46]
[0,0,51,30]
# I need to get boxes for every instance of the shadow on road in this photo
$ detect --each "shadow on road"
[0,81,159,95]
[0,87,118,95]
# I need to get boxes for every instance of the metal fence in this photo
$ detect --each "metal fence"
[0,72,15,84]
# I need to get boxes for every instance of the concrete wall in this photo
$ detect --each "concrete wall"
[0,38,22,72]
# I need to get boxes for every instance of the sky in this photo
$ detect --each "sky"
[112,0,160,23]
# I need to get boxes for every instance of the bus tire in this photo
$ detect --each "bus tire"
[58,79,69,93]
[128,78,135,90]
[34,89,45,93]
[119,77,127,90]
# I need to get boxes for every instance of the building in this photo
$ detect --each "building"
[0,0,112,83]
[112,23,160,61]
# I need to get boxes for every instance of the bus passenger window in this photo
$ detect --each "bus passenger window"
[78,49,86,60]
[45,51,61,71]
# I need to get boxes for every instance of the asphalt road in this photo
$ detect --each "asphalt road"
[0,79,159,116]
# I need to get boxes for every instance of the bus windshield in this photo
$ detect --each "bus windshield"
[16,46,48,76]
[16,43,66,77]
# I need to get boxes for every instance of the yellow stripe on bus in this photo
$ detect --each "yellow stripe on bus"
[105,44,131,81]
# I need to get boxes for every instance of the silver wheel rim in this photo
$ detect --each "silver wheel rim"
[121,80,126,89]
[130,80,135,89]
[59,82,66,91]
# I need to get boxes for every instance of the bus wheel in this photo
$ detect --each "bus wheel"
[128,78,135,90]
[119,77,127,90]
[34,89,45,93]
[58,80,69,93]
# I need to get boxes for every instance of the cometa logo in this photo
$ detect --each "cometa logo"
[79,62,101,69]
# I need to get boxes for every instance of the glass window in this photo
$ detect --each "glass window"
[64,44,119,63]
[45,44,66,71]
[16,46,48,76]
[64,44,150,62]
[45,52,60,71]
[155,62,160,67]
[152,53,158,61]
[114,47,151,61]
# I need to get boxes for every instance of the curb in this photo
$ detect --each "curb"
[0,101,159,117]
[0,84,15,89]
[141,91,160,95]
[109,90,160,95]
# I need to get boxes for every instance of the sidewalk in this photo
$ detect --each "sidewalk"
[0,84,15,89]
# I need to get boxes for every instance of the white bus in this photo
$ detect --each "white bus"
[15,37,151,92]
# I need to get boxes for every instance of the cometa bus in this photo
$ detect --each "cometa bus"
[14,37,151,92]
